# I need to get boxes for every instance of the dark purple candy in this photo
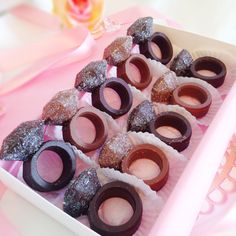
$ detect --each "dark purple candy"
[170,49,193,76]
[42,88,78,125]
[63,168,101,217]
[74,60,107,92]
[0,120,44,161]
[127,100,156,132]
[127,17,153,44]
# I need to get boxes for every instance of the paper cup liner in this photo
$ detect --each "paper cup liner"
[153,102,203,159]
[127,131,187,202]
[191,49,236,96]
[177,76,223,126]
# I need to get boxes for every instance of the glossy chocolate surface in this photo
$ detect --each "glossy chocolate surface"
[122,144,169,191]
[117,54,152,90]
[88,181,142,236]
[171,82,212,118]
[140,32,173,65]
[63,106,108,152]
[23,140,76,192]
[190,56,226,88]
[148,111,192,152]
[92,77,133,119]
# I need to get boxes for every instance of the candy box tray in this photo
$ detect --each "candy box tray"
[1,23,236,236]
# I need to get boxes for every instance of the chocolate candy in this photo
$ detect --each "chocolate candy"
[0,120,44,161]
[127,100,156,132]
[92,77,133,119]
[148,111,192,152]
[88,181,142,236]
[117,54,152,90]
[75,60,107,92]
[151,71,178,103]
[99,133,133,170]
[63,106,108,152]
[127,16,153,44]
[23,140,76,192]
[103,36,133,66]
[63,168,101,217]
[190,56,226,88]
[139,32,173,65]
[171,82,212,118]
[170,49,193,76]
[42,88,78,125]
[122,144,169,191]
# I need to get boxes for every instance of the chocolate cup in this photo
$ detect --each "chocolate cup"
[171,82,212,118]
[92,77,133,119]
[88,181,143,236]
[139,32,173,65]
[23,140,76,192]
[63,106,108,152]
[190,56,227,88]
[122,144,169,191]
[148,112,192,152]
[117,54,152,90]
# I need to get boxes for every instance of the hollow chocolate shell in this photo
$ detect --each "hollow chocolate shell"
[122,144,169,191]
[190,56,226,88]
[139,32,173,65]
[171,82,212,118]
[63,106,108,152]
[23,140,76,192]
[170,49,193,76]
[148,112,192,152]
[92,77,133,119]
[88,181,143,236]
[117,54,152,90]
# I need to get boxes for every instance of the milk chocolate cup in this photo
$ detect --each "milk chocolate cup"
[148,111,192,152]
[122,144,169,191]
[139,32,173,65]
[23,140,76,192]
[117,54,152,90]
[171,82,212,118]
[63,106,108,152]
[91,77,133,119]
[88,181,143,236]
[190,56,226,88]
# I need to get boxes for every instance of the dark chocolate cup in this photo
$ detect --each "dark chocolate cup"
[139,32,173,65]
[63,106,108,153]
[190,56,226,88]
[23,140,76,192]
[122,144,169,191]
[92,77,133,119]
[88,181,143,236]
[171,82,212,118]
[117,54,152,90]
[148,111,192,152]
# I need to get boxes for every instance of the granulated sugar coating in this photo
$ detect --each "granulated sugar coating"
[75,60,107,92]
[127,17,153,44]
[99,133,133,170]
[42,88,78,125]
[103,36,133,66]
[170,49,193,76]
[128,100,156,132]
[63,168,101,218]
[0,120,44,161]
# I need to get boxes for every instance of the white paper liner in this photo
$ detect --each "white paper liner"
[153,102,203,159]
[177,76,223,126]
[191,49,236,96]
[127,131,187,203]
